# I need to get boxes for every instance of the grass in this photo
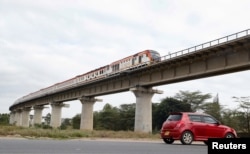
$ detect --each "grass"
[0,125,161,140]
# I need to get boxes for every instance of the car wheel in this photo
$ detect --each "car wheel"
[225,133,235,138]
[163,138,174,144]
[181,131,193,145]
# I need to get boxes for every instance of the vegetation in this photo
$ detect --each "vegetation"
[1,90,250,138]
[0,113,9,125]
[0,125,159,140]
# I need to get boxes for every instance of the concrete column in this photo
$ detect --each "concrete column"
[21,107,31,127]
[130,86,163,133]
[80,97,102,130]
[9,112,15,125]
[33,106,44,125]
[50,102,69,128]
[13,111,18,125]
[15,110,22,126]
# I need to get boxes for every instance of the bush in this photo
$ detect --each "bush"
[237,132,250,138]
[34,123,52,129]
[72,114,81,129]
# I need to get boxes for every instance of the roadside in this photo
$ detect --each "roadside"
[0,135,205,145]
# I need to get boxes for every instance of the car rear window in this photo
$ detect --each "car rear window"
[167,114,182,121]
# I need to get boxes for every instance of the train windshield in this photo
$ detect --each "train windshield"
[149,50,161,60]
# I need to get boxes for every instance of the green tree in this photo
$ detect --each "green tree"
[153,97,192,130]
[118,104,135,130]
[152,103,160,131]
[60,118,72,129]
[93,111,101,129]
[221,109,246,133]
[96,103,120,130]
[0,113,9,125]
[72,114,81,129]
[221,109,238,127]
[233,96,250,133]
[174,90,212,111]
[44,113,51,125]
[202,94,223,121]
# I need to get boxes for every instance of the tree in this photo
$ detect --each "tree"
[0,113,9,125]
[44,113,51,125]
[233,96,250,133]
[72,114,81,129]
[118,104,135,130]
[153,97,192,130]
[60,118,72,129]
[174,90,212,112]
[221,109,238,128]
[202,94,223,122]
[95,103,120,130]
[152,103,161,131]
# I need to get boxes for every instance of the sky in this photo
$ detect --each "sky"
[1,0,250,118]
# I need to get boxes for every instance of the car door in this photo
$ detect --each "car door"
[203,115,225,138]
[188,115,206,139]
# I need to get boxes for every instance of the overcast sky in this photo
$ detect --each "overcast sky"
[1,0,250,118]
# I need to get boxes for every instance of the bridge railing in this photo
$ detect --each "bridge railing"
[161,29,250,61]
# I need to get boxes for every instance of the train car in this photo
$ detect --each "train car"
[76,65,111,83]
[55,77,77,90]
[13,50,161,105]
[109,50,161,74]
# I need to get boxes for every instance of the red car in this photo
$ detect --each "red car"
[160,112,237,145]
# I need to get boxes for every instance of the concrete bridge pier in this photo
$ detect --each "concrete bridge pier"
[50,102,69,128]
[130,86,163,133]
[21,107,31,127]
[15,109,22,126]
[33,105,44,126]
[80,97,102,130]
[9,112,15,125]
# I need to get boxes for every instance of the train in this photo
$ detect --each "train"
[13,50,161,105]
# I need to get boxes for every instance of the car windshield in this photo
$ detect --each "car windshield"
[167,114,182,121]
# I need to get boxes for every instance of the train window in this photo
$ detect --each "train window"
[139,56,142,63]
[116,64,119,70]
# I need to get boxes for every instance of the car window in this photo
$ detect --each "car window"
[167,114,182,121]
[203,116,217,124]
[188,115,202,122]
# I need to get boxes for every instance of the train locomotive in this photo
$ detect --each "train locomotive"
[13,50,161,105]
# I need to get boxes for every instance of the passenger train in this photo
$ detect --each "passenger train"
[13,50,161,105]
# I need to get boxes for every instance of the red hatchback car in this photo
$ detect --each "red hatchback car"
[160,112,237,145]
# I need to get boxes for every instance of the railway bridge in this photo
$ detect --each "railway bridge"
[9,29,250,133]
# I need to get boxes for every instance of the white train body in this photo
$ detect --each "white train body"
[13,50,161,105]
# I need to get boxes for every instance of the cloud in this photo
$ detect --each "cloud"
[0,0,250,117]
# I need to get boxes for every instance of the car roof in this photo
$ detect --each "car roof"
[170,112,209,116]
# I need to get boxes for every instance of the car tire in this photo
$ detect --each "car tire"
[181,131,193,145]
[163,138,174,144]
[225,133,235,138]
